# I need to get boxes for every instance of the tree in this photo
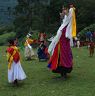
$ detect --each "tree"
[14,0,95,38]
[14,0,50,37]
[14,0,33,38]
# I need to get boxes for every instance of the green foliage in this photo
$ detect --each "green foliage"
[14,0,34,38]
[0,26,14,35]
[0,25,16,45]
[31,30,39,39]
[0,32,16,45]
[78,24,95,40]
[13,0,95,38]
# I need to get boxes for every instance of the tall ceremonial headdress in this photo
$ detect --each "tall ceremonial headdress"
[26,27,33,38]
[26,30,32,38]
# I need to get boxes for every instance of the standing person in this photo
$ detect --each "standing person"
[24,34,35,60]
[6,39,26,85]
[38,32,46,43]
[68,4,77,46]
[77,40,80,48]
[48,5,76,78]
[86,30,93,42]
[37,41,49,61]
[88,41,95,57]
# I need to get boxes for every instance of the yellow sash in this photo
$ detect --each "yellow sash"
[72,7,76,38]
[24,38,33,46]
[7,46,18,70]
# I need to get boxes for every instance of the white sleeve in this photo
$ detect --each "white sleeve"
[65,8,73,39]
[58,16,69,33]
[56,16,69,40]
[48,16,69,55]
[68,8,73,20]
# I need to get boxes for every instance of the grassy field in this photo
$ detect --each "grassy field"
[0,46,95,96]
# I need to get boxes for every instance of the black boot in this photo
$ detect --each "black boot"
[63,73,67,79]
[13,79,18,86]
[61,72,67,79]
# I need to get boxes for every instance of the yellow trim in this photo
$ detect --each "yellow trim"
[7,46,19,70]
[72,7,76,37]
[24,38,33,46]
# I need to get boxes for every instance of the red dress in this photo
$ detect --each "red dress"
[48,26,73,74]
[7,46,20,63]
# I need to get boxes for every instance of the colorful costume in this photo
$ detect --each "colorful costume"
[48,7,76,76]
[7,46,26,83]
[24,38,35,59]
[37,43,49,61]
[38,33,46,42]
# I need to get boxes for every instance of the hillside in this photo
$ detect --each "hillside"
[0,0,17,25]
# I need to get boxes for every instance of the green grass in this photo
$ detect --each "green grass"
[0,46,95,96]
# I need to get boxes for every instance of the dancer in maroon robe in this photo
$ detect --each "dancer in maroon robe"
[48,6,75,78]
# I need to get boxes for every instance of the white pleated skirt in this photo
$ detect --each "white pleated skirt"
[8,61,26,83]
[25,46,34,58]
